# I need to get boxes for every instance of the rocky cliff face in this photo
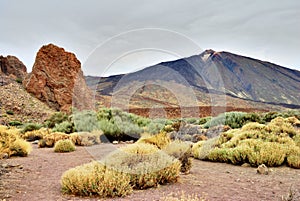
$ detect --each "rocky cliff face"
[23,44,93,112]
[0,55,27,79]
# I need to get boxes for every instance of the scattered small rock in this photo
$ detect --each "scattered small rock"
[241,163,251,167]
[112,141,118,144]
[257,164,269,175]
[1,163,8,168]
[0,153,9,159]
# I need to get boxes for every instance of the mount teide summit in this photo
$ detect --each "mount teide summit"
[86,50,300,116]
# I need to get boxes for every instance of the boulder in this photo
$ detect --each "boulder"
[0,55,27,79]
[257,164,269,175]
[23,44,93,112]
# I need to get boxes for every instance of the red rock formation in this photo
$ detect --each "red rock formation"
[0,55,27,79]
[23,44,93,112]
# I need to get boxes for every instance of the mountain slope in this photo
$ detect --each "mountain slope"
[85,50,300,112]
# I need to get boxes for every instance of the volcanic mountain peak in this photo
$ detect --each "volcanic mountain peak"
[86,49,300,110]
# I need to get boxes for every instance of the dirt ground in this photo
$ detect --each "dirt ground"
[0,144,299,201]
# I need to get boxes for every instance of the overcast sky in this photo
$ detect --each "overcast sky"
[0,0,299,76]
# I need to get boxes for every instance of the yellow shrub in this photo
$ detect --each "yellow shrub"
[39,132,71,148]
[137,132,171,149]
[22,128,51,141]
[61,161,132,197]
[103,143,181,189]
[0,128,31,158]
[163,140,193,173]
[10,138,32,157]
[54,139,76,153]
[287,146,300,169]
[193,138,218,160]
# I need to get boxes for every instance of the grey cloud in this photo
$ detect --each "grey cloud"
[0,0,299,75]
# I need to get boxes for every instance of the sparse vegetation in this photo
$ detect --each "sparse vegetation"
[193,117,300,168]
[54,139,76,153]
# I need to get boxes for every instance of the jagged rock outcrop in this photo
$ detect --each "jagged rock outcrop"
[23,44,93,112]
[0,55,27,79]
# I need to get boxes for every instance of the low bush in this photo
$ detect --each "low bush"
[10,138,32,156]
[72,110,100,132]
[45,112,68,128]
[194,117,300,168]
[52,121,75,134]
[287,147,300,169]
[22,128,51,141]
[163,140,193,173]
[61,161,132,197]
[103,143,181,189]
[137,132,171,149]
[97,108,147,141]
[192,138,218,160]
[54,139,76,153]
[6,110,14,115]
[204,112,262,129]
[21,123,42,133]
[8,121,23,127]
[0,127,31,158]
[38,132,71,148]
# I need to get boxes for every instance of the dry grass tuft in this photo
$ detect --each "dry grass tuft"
[137,132,171,149]
[54,139,76,153]
[103,143,181,189]
[0,126,31,157]
[163,140,193,173]
[61,161,132,197]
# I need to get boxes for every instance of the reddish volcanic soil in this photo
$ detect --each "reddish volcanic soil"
[1,144,300,201]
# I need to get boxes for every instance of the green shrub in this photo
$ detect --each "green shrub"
[198,117,212,125]
[15,78,23,84]
[45,112,68,128]
[54,139,76,153]
[21,123,42,133]
[61,161,132,197]
[52,121,75,134]
[8,121,23,127]
[96,108,147,141]
[204,112,262,129]
[103,143,181,189]
[6,110,14,115]
[72,110,100,132]
[163,140,193,173]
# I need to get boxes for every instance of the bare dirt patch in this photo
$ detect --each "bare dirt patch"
[1,144,299,201]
